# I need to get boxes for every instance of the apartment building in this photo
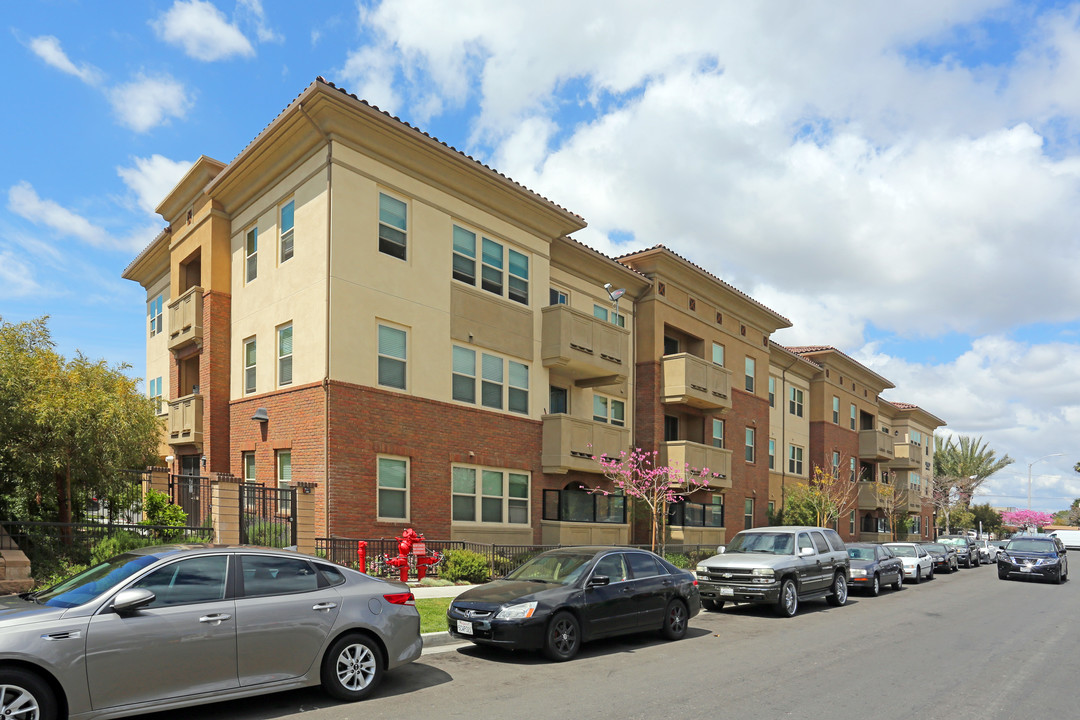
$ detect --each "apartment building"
[879,400,944,540]
[767,342,819,517]
[616,247,793,545]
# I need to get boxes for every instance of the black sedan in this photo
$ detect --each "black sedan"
[921,542,959,573]
[846,543,905,595]
[998,536,1069,583]
[446,547,700,661]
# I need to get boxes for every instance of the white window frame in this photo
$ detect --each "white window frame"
[592,394,625,426]
[744,357,755,393]
[850,404,857,430]
[768,377,775,408]
[378,192,408,260]
[788,445,804,475]
[744,498,754,529]
[245,226,258,283]
[549,287,568,305]
[789,387,804,417]
[279,199,295,263]
[712,418,725,449]
[711,342,725,367]
[276,450,292,514]
[243,337,257,395]
[452,345,528,415]
[593,304,625,328]
[745,427,755,463]
[148,294,163,337]
[832,396,840,424]
[377,455,410,521]
[243,451,256,510]
[768,438,775,469]
[452,224,529,305]
[451,464,530,526]
[377,323,407,390]
[277,323,293,388]
[149,376,164,415]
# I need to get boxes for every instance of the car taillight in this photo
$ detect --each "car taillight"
[384,591,416,606]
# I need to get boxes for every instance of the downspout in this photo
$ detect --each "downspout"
[298,102,332,538]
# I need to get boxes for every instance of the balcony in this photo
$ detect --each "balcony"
[661,353,733,411]
[541,415,630,474]
[857,481,890,511]
[890,441,922,469]
[167,286,203,352]
[660,441,732,490]
[858,531,893,544]
[168,394,204,447]
[858,430,895,461]
[541,305,628,386]
[899,487,924,514]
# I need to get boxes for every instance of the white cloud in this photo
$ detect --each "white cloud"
[238,0,283,43]
[117,155,194,214]
[27,35,103,85]
[108,73,193,133]
[152,0,255,61]
[0,248,41,299]
[6,182,149,253]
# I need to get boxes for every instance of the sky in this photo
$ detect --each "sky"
[3,0,1079,515]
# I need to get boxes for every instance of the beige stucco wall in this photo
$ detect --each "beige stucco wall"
[145,272,171,408]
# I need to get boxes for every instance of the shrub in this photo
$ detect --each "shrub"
[90,532,150,564]
[142,489,189,528]
[440,549,491,583]
[34,559,89,590]
[664,553,692,569]
[244,518,290,548]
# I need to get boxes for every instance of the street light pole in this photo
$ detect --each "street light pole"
[1027,453,1064,510]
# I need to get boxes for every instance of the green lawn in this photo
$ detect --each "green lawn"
[415,597,453,634]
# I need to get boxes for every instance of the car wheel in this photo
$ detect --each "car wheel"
[826,573,847,607]
[1063,560,1068,582]
[870,574,880,597]
[998,568,1008,580]
[892,571,903,591]
[965,557,972,568]
[0,669,56,720]
[661,599,689,640]
[543,611,581,662]
[702,599,725,612]
[775,578,798,618]
[322,634,383,702]
[928,564,934,580]
[914,566,922,584]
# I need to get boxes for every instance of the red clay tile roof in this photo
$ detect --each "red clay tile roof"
[782,344,895,389]
[561,235,650,281]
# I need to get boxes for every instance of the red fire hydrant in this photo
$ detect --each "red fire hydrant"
[357,541,367,574]
[385,528,440,583]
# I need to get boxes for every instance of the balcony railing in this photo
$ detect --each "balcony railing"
[541,305,628,385]
[542,489,627,524]
[890,441,922,469]
[541,415,630,474]
[858,429,895,461]
[168,393,204,447]
[660,440,732,490]
[857,481,890,511]
[899,487,924,513]
[661,353,732,411]
[167,286,203,352]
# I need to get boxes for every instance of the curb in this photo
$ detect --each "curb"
[422,631,466,652]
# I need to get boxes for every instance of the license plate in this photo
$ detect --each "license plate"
[720,587,734,597]
[456,620,474,635]
[1021,566,1032,573]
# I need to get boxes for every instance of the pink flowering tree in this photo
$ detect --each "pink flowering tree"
[592,448,712,552]
[1001,509,1054,533]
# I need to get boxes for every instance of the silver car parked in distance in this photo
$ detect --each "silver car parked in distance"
[0,545,422,720]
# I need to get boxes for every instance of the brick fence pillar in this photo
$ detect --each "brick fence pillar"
[146,466,169,495]
[211,472,242,545]
[292,481,319,555]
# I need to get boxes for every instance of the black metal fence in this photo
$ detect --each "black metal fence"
[240,485,296,548]
[81,469,150,524]
[168,474,214,526]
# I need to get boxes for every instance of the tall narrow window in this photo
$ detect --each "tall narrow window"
[148,295,163,336]
[508,361,529,414]
[549,287,568,305]
[745,427,756,463]
[481,353,503,409]
[377,456,409,520]
[243,451,256,510]
[508,473,529,524]
[768,377,775,407]
[832,396,840,424]
[452,467,476,521]
[245,227,258,283]
[712,419,725,448]
[850,457,857,482]
[744,498,754,529]
[664,415,679,442]
[744,357,755,393]
[789,387,803,417]
[149,377,163,414]
[481,237,503,295]
[244,338,257,395]
[832,451,840,477]
[452,346,476,402]
[276,450,292,514]
[711,342,725,367]
[280,200,295,262]
[850,404,857,430]
[788,445,803,474]
[768,438,775,469]
[277,324,293,387]
[377,324,406,389]
[452,225,476,285]
[508,249,528,305]
[378,193,407,260]
[481,470,503,522]
[849,510,856,535]
[549,386,568,414]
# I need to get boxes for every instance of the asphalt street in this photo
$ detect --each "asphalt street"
[138,562,1077,720]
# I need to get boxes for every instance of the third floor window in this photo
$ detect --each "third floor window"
[452,224,529,305]
[378,193,407,260]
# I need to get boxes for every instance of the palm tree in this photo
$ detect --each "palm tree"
[934,435,1014,507]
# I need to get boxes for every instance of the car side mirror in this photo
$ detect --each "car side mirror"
[717,546,726,554]
[799,547,815,557]
[587,575,611,588]
[112,588,156,614]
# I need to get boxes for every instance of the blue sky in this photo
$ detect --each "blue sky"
[3,1,1079,513]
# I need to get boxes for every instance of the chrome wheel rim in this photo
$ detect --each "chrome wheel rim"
[552,617,577,655]
[0,684,40,720]
[668,604,686,634]
[782,583,797,614]
[872,576,879,595]
[835,575,847,603]
[336,642,377,691]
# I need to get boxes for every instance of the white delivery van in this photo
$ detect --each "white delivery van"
[1048,529,1080,550]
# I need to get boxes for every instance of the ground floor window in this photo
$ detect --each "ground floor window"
[377,455,409,521]
[452,465,529,525]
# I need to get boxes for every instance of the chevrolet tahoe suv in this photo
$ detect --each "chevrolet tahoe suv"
[695,526,850,617]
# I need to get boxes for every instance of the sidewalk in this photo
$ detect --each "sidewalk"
[410,583,477,599]
[411,583,478,653]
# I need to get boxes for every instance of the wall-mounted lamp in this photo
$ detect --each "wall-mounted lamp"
[201,455,207,469]
[165,455,175,463]
[252,407,269,423]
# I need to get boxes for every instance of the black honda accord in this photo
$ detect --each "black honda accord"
[447,546,700,661]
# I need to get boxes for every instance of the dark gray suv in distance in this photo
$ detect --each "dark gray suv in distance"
[695,526,850,617]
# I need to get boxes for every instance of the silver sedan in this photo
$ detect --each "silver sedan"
[0,545,422,720]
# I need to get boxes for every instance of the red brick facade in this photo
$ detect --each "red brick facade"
[723,388,770,531]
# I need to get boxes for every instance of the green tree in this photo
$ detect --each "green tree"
[932,434,1013,533]
[970,503,1003,536]
[782,464,858,529]
[0,316,160,523]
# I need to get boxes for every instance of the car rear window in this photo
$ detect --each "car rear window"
[810,531,830,554]
[823,529,845,552]
[626,552,666,578]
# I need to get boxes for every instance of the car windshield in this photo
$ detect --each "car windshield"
[939,538,965,547]
[847,548,875,560]
[726,532,794,555]
[924,544,946,552]
[888,546,916,557]
[33,552,160,608]
[505,552,593,585]
[1005,540,1055,553]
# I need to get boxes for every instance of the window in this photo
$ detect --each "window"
[148,294,163,336]
[745,427,755,463]
[452,346,475,402]
[912,515,921,534]
[593,304,625,328]
[453,226,528,305]
[788,445,803,474]
[245,227,258,283]
[549,287,568,305]
[243,451,256,510]
[768,438,775,470]
[832,451,840,477]
[850,457,857,482]
[452,346,528,414]
[244,338,257,395]
[593,395,625,426]
[131,556,228,607]
[768,377,775,407]
[910,430,922,446]
[149,377,163,414]
[276,450,292,514]
[508,248,529,304]
[663,336,679,355]
[377,456,408,520]
[482,238,503,295]
[712,495,725,527]
[850,404,857,430]
[452,225,476,284]
[508,361,529,413]
[378,324,406,389]
[277,324,293,387]
[378,193,407,260]
[744,498,754,529]
[849,510,856,535]
[712,342,725,367]
[744,357,755,393]
[789,387,804,417]
[549,386,568,414]
[280,200,295,262]
[712,419,724,449]
[241,555,317,596]
[832,396,840,424]
[452,465,529,525]
[664,415,679,442]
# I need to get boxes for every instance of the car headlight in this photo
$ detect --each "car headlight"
[850,569,866,577]
[696,565,707,574]
[496,601,538,620]
[751,568,774,577]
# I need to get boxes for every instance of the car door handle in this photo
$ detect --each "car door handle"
[312,602,338,612]
[199,614,231,625]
